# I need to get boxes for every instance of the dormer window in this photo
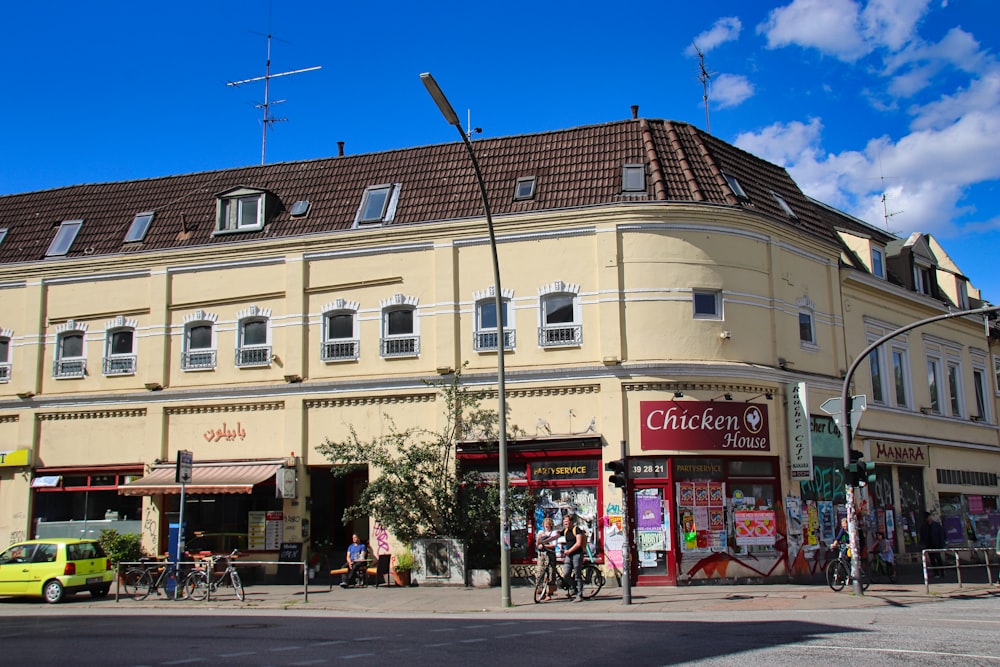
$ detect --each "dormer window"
[46,219,83,257]
[356,183,400,226]
[723,173,749,201]
[771,191,796,219]
[622,165,646,193]
[125,212,154,243]
[514,176,536,201]
[956,278,969,308]
[914,263,933,296]
[871,246,885,279]
[216,189,266,233]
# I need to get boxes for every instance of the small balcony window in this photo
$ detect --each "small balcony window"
[381,305,419,358]
[0,336,10,383]
[183,321,216,371]
[474,298,515,352]
[322,310,359,362]
[236,316,271,368]
[539,290,582,348]
[103,328,137,376]
[54,330,86,379]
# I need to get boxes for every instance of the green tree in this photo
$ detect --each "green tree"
[317,367,526,552]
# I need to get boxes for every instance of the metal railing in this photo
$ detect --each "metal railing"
[53,358,86,378]
[115,558,311,603]
[182,350,216,371]
[0,363,9,382]
[235,345,272,367]
[380,335,420,358]
[103,354,136,376]
[321,339,360,361]
[538,324,582,347]
[473,329,515,352]
[921,547,995,592]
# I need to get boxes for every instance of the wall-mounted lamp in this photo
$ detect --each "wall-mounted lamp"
[711,393,734,401]
[673,391,685,398]
[16,391,35,399]
[745,392,773,402]
[719,330,732,340]
[143,383,162,392]
[283,374,303,384]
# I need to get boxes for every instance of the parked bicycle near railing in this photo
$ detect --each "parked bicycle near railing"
[184,548,245,601]
[122,558,196,600]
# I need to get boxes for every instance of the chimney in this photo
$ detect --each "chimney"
[631,105,639,119]
[337,141,345,157]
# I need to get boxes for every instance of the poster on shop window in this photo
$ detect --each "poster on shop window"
[677,481,726,552]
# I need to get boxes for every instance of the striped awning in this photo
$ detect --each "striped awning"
[118,461,283,496]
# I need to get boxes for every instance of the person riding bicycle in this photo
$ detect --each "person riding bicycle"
[561,514,586,603]
[831,517,849,551]
[535,517,559,602]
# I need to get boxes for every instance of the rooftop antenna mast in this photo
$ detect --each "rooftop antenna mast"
[694,44,713,133]
[466,109,483,140]
[227,32,321,165]
[879,156,903,232]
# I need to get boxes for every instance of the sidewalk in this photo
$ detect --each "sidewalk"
[101,577,1000,615]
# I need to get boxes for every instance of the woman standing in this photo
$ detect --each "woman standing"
[535,517,559,601]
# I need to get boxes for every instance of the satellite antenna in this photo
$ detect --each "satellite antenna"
[228,33,321,165]
[694,44,714,133]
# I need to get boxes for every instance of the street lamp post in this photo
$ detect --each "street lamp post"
[839,304,1000,595]
[420,72,512,608]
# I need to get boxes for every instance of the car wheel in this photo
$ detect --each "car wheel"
[43,579,65,604]
[90,585,110,598]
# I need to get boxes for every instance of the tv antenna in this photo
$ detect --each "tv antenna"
[227,33,321,165]
[694,44,715,133]
[879,157,903,232]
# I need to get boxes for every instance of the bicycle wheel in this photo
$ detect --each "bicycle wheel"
[858,565,870,591]
[826,560,847,591]
[185,570,210,601]
[533,572,548,604]
[230,569,245,601]
[123,568,152,601]
[580,565,604,599]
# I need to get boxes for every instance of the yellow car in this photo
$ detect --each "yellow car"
[0,538,114,603]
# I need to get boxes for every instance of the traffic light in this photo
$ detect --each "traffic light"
[606,459,627,489]
[846,450,863,487]
[862,460,877,486]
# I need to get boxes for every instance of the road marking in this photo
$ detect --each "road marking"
[161,660,206,665]
[311,640,346,646]
[217,652,256,658]
[458,638,487,644]
[919,617,1000,625]
[338,653,374,659]
[803,644,1000,661]
[269,645,303,651]
[424,643,454,648]
[289,661,327,666]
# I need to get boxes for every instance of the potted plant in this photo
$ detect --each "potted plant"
[393,549,414,587]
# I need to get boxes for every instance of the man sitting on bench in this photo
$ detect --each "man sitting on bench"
[340,534,367,588]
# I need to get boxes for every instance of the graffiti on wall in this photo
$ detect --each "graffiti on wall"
[372,522,389,557]
[798,461,846,504]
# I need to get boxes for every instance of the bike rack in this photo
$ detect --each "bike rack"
[921,547,995,593]
[115,558,311,603]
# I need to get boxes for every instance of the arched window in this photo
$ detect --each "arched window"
[54,320,87,378]
[182,310,217,371]
[0,328,12,383]
[538,282,581,348]
[473,287,515,352]
[236,306,272,368]
[380,294,420,358]
[103,316,138,376]
[322,299,360,362]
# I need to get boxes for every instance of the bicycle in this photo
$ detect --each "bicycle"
[533,544,605,603]
[184,548,245,601]
[826,544,870,592]
[122,558,195,601]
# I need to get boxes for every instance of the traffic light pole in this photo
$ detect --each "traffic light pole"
[839,304,1000,595]
[620,439,631,605]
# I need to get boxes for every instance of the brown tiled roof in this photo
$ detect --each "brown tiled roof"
[0,119,839,265]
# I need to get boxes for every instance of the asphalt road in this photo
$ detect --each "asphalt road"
[2,595,999,666]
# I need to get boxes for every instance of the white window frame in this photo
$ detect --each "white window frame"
[182,310,217,371]
[538,281,582,348]
[53,320,87,379]
[216,189,266,234]
[379,294,419,358]
[514,176,536,201]
[235,306,272,368]
[46,219,83,257]
[973,366,990,423]
[914,263,933,296]
[0,328,12,383]
[473,287,515,352]
[103,316,138,376]
[692,289,723,320]
[891,345,911,409]
[321,299,360,362]
[798,297,818,349]
[356,183,401,226]
[871,246,885,279]
[947,359,963,418]
[868,345,886,405]
[926,357,942,414]
[994,354,1000,396]
[723,172,749,201]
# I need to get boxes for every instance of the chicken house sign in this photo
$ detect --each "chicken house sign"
[640,401,770,452]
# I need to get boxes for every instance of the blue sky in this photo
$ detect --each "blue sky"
[3,1,999,301]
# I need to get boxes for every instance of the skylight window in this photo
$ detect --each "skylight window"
[622,164,646,193]
[514,176,536,200]
[0,228,7,248]
[771,192,797,218]
[723,172,749,201]
[289,200,310,217]
[125,212,154,242]
[46,219,83,257]
[356,184,400,226]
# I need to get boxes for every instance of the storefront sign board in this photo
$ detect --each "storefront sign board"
[868,440,929,466]
[0,448,31,467]
[640,401,770,451]
[786,382,813,480]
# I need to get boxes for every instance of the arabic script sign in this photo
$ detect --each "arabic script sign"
[640,401,770,451]
[203,422,247,442]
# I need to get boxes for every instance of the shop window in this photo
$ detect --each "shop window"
[54,323,86,379]
[322,304,359,362]
[380,295,419,358]
[539,284,581,348]
[182,310,217,371]
[236,307,271,368]
[474,292,514,352]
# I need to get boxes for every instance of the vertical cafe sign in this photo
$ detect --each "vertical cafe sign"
[786,382,813,480]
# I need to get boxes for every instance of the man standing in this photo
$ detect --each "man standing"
[919,511,946,578]
[561,514,585,602]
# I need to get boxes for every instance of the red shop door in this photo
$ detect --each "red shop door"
[629,481,677,586]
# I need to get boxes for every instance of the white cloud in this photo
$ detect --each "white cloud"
[732,118,824,167]
[859,0,931,52]
[686,17,742,57]
[711,74,755,109]
[909,66,1000,130]
[758,0,869,62]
